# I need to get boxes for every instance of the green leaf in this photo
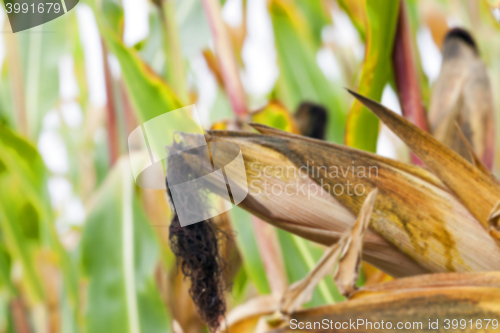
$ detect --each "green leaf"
[344,0,400,152]
[276,230,344,307]
[269,0,347,143]
[0,125,47,304]
[251,102,300,134]
[99,24,183,124]
[0,244,14,294]
[81,157,172,333]
[175,0,211,58]
[337,0,366,41]
[0,125,77,304]
[231,265,249,303]
[90,1,198,129]
[99,0,124,34]
[294,0,331,47]
[161,0,189,104]
[229,206,271,295]
[0,65,15,127]
[18,12,77,138]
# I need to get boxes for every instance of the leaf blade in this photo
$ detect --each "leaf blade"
[344,0,400,151]
[348,89,500,228]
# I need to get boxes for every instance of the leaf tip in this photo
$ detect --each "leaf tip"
[248,122,271,133]
[346,89,379,111]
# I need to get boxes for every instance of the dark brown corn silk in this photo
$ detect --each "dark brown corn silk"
[166,142,227,332]
[294,102,328,140]
[168,214,227,331]
[443,28,478,55]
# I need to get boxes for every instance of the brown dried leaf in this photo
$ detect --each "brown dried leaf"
[202,49,224,87]
[279,189,377,314]
[231,124,500,273]
[202,128,427,277]
[422,4,448,49]
[334,189,378,297]
[455,122,497,181]
[488,201,500,247]
[271,286,500,332]
[279,240,343,315]
[179,123,500,277]
[429,29,495,169]
[361,263,393,286]
[352,271,500,299]
[348,89,500,229]
[489,228,500,247]
[217,295,280,333]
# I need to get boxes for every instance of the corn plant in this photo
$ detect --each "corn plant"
[1,0,500,333]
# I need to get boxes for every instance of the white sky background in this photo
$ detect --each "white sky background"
[325,8,365,61]
[417,26,442,84]
[76,4,107,107]
[240,0,279,98]
[122,0,149,46]
[493,8,500,21]
[378,85,404,160]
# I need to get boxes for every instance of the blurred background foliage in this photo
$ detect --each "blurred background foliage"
[0,0,499,332]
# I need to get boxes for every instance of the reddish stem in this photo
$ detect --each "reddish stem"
[120,79,138,137]
[201,0,248,118]
[10,298,31,333]
[101,39,120,166]
[392,2,428,166]
[250,216,288,294]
